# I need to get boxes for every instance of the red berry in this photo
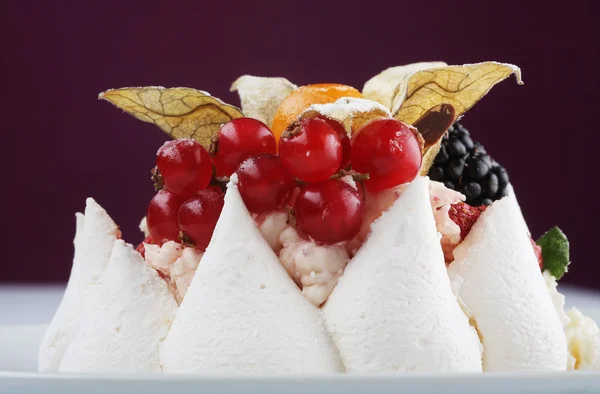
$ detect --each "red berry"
[178,188,225,251]
[237,154,295,214]
[156,139,213,197]
[318,116,351,170]
[213,118,277,177]
[448,202,487,240]
[295,179,364,244]
[147,190,184,243]
[136,235,157,258]
[351,119,422,192]
[279,118,343,182]
[530,238,544,270]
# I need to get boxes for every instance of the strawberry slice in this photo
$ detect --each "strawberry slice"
[448,202,487,240]
[530,238,544,270]
[449,202,544,270]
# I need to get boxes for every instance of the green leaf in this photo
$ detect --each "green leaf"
[536,226,570,280]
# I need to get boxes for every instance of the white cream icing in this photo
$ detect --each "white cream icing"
[447,197,568,371]
[160,176,343,373]
[323,177,483,372]
[59,240,177,373]
[565,308,600,370]
[38,199,118,372]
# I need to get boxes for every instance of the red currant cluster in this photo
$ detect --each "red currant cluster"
[146,115,422,250]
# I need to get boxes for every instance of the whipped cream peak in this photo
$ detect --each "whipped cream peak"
[160,181,343,373]
[59,240,178,373]
[324,176,483,372]
[38,212,86,372]
[39,198,119,372]
[448,197,568,371]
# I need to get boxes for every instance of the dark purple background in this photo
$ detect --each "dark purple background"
[2,1,599,289]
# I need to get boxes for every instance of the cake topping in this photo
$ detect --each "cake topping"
[536,226,570,279]
[178,188,225,250]
[147,190,184,243]
[351,119,423,192]
[301,97,392,136]
[211,117,277,177]
[279,117,343,183]
[156,139,214,196]
[99,87,243,149]
[271,83,363,141]
[237,154,295,214]
[428,123,509,206]
[294,179,364,244]
[230,76,297,126]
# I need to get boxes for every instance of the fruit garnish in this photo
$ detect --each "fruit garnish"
[363,62,522,175]
[178,188,225,251]
[536,226,570,280]
[279,118,343,183]
[271,84,363,141]
[211,118,277,177]
[448,202,487,239]
[362,62,447,110]
[351,119,422,192]
[156,139,213,197]
[428,123,508,206]
[231,76,297,126]
[295,179,364,244]
[300,97,392,137]
[99,87,243,149]
[237,154,295,214]
[147,190,185,243]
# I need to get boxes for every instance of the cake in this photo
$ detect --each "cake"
[38,61,600,374]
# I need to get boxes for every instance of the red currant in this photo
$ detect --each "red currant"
[213,118,277,177]
[178,188,225,251]
[319,116,351,170]
[237,154,295,214]
[156,139,213,197]
[147,190,184,243]
[278,118,343,183]
[294,179,364,244]
[351,119,422,192]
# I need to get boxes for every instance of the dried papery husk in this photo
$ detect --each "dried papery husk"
[99,87,244,149]
[230,76,297,126]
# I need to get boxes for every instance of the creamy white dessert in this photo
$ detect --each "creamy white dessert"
[40,61,600,375]
[323,177,482,372]
[447,198,568,371]
[565,308,600,370]
[59,240,178,373]
[160,177,343,373]
[39,199,118,372]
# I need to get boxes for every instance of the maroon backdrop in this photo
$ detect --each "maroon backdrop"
[2,1,599,289]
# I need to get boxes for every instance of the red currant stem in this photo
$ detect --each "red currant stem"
[286,206,297,227]
[208,138,218,155]
[281,121,302,139]
[330,169,370,182]
[151,167,164,191]
[178,231,196,248]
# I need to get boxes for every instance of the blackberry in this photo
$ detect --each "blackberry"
[427,122,509,206]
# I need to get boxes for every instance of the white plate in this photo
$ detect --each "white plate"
[1,312,600,394]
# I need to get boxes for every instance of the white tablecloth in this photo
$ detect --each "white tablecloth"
[1,284,599,325]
